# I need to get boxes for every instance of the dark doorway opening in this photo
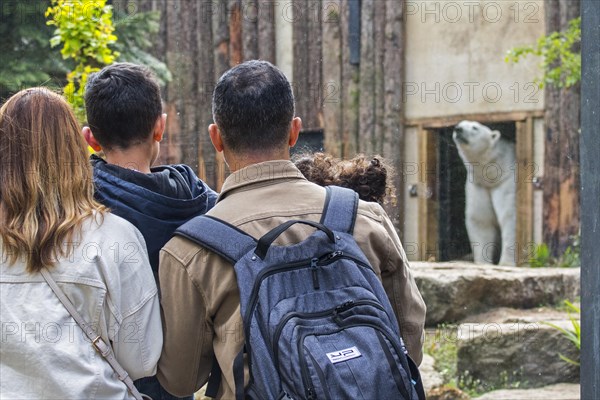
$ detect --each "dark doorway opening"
[435,121,516,262]
[291,129,324,156]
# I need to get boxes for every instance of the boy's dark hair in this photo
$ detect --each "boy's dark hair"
[84,62,162,150]
[212,60,295,153]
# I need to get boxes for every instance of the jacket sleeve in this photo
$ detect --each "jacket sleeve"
[106,228,163,381]
[378,210,426,366]
[157,242,213,397]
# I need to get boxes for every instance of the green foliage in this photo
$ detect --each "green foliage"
[544,300,580,366]
[0,1,67,97]
[0,2,170,103]
[529,243,552,268]
[425,325,459,385]
[529,235,580,268]
[505,17,581,88]
[46,0,119,121]
[112,9,171,85]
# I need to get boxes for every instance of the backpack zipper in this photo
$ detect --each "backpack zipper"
[244,251,368,333]
[243,251,376,390]
[298,323,414,400]
[272,299,385,368]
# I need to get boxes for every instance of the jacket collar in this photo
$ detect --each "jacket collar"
[217,160,306,202]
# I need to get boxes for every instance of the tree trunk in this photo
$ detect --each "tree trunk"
[340,0,360,156]
[321,0,342,157]
[358,0,375,154]
[197,2,216,188]
[382,0,406,235]
[242,0,259,60]
[542,0,581,256]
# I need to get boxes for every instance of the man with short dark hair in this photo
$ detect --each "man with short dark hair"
[157,60,426,398]
[83,62,217,400]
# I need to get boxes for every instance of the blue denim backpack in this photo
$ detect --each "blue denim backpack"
[175,186,425,400]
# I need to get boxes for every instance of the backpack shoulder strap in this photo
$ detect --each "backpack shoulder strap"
[175,215,256,399]
[175,215,257,264]
[320,185,359,234]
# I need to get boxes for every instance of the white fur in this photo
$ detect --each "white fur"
[453,120,516,265]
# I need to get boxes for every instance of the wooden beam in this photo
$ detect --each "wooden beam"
[257,0,275,63]
[229,0,243,66]
[321,0,342,156]
[418,127,438,261]
[340,0,360,156]
[358,0,375,154]
[405,110,544,129]
[515,118,534,265]
[382,0,406,235]
[242,0,258,60]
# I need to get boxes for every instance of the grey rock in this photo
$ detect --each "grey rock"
[457,320,580,391]
[420,354,444,393]
[411,262,580,326]
[473,383,580,399]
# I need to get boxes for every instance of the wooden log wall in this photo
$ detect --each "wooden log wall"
[542,0,581,256]
[137,0,406,229]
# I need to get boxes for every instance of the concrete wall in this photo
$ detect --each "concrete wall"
[404,0,546,121]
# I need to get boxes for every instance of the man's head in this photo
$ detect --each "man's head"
[84,62,164,151]
[209,60,301,167]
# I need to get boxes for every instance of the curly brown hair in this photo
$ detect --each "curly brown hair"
[294,152,394,204]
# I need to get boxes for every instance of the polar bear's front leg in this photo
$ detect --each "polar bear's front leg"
[465,183,500,264]
[491,179,517,266]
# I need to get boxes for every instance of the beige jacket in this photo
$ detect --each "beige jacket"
[0,213,162,399]
[157,160,426,398]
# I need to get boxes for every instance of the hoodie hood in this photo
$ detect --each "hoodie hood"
[91,155,218,277]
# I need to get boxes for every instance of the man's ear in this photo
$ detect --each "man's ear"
[153,113,167,142]
[209,124,224,153]
[82,127,102,151]
[289,117,302,148]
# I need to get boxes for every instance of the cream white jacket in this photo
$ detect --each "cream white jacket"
[0,213,162,399]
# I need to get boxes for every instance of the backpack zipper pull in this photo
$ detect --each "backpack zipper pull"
[310,258,320,290]
[325,250,343,261]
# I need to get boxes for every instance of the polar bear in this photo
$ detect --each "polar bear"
[452,120,516,265]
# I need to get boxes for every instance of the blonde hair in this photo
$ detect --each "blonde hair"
[0,88,106,273]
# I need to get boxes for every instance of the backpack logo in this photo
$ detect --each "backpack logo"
[326,346,362,364]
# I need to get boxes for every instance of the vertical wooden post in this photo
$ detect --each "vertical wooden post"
[257,1,276,63]
[213,0,231,78]
[372,1,385,156]
[341,0,360,156]
[179,0,199,170]
[358,0,374,155]
[163,0,183,165]
[515,118,534,265]
[242,0,259,60]
[321,0,343,157]
[229,0,243,66]
[197,1,216,187]
[382,0,406,232]
[418,128,438,260]
[292,1,309,128]
[542,0,581,256]
[580,0,600,397]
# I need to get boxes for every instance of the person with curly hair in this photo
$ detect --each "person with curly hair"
[294,152,395,204]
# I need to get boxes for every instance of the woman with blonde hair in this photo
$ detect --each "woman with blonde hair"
[0,88,162,399]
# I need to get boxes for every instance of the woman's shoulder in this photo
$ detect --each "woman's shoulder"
[85,211,146,245]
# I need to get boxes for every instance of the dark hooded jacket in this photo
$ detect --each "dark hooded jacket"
[91,155,218,281]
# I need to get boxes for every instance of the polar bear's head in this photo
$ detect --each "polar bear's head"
[452,120,502,162]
